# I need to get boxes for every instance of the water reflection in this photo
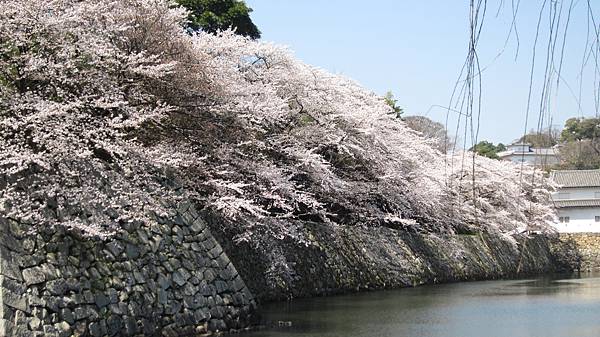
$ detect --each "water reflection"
[243,272,600,337]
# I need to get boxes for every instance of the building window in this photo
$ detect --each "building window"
[596,216,600,222]
[559,216,570,223]
[558,193,570,200]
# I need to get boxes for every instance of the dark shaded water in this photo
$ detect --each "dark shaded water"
[244,273,600,337]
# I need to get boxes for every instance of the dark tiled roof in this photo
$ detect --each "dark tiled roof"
[550,170,600,188]
[497,148,557,157]
[554,199,600,208]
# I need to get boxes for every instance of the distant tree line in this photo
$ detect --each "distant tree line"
[394,110,600,170]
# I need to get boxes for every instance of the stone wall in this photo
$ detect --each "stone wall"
[0,202,256,337]
[0,197,579,337]
[560,233,600,271]
[208,215,577,302]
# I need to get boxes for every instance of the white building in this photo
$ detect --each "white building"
[498,143,559,168]
[551,169,600,233]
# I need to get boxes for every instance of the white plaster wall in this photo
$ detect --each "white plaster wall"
[504,154,559,166]
[553,187,600,200]
[507,155,536,164]
[554,207,600,233]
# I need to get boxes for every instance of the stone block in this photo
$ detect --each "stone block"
[22,267,45,286]
[73,306,99,321]
[216,253,230,267]
[46,279,67,296]
[0,248,23,281]
[172,268,191,287]
[125,244,140,259]
[202,239,216,251]
[94,293,110,309]
[53,321,71,337]
[106,315,122,337]
[0,233,22,253]
[106,241,124,258]
[88,322,102,337]
[59,308,74,325]
[2,317,36,337]
[0,277,26,312]
[123,316,138,336]
[39,263,60,281]
[28,317,42,331]
[0,319,10,337]
[215,280,229,294]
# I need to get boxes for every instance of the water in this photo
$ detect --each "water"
[243,273,600,337]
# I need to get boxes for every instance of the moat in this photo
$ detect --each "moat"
[246,273,600,337]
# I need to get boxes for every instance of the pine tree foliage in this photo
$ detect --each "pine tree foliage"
[0,0,556,242]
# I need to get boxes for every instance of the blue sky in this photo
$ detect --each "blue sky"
[245,0,599,146]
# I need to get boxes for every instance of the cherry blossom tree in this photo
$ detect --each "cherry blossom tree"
[0,0,557,242]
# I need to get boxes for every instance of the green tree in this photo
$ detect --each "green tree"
[470,141,506,159]
[518,127,559,148]
[560,117,600,143]
[555,117,600,169]
[384,91,403,119]
[176,0,261,39]
[555,141,600,170]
